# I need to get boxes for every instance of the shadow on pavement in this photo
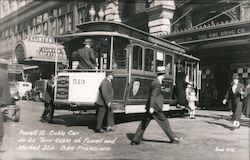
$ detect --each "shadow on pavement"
[49,113,145,131]
[142,139,171,143]
[51,114,96,130]
[199,113,250,127]
[126,133,171,144]
[204,121,233,131]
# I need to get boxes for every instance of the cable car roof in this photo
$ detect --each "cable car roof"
[55,21,199,61]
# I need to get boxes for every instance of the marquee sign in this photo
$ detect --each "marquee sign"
[39,47,64,57]
[15,35,67,63]
[165,21,250,44]
[27,35,55,43]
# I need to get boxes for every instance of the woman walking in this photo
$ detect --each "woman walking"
[223,73,245,130]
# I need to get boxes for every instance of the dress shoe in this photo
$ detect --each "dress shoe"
[40,118,47,123]
[170,139,180,144]
[174,137,183,141]
[106,128,116,132]
[230,127,236,131]
[96,129,106,133]
[130,141,140,145]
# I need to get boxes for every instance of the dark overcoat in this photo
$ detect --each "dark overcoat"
[72,47,96,69]
[225,83,245,121]
[96,78,113,106]
[175,72,188,106]
[146,78,164,112]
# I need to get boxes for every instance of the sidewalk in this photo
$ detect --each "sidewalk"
[195,109,250,127]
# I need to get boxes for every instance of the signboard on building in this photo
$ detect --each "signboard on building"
[15,35,67,63]
[27,35,55,43]
[165,21,250,44]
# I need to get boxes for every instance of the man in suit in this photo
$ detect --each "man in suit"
[223,73,245,130]
[95,71,115,133]
[41,75,55,122]
[72,38,97,69]
[0,63,12,146]
[131,67,181,145]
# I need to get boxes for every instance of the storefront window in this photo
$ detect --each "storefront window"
[67,13,73,32]
[78,7,87,23]
[58,16,65,34]
[36,24,42,34]
[52,19,57,36]
[43,22,48,35]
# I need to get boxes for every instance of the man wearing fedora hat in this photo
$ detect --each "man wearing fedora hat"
[223,73,245,130]
[72,38,97,69]
[95,71,115,133]
[131,67,181,145]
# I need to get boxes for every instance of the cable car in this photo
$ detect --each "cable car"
[49,21,201,122]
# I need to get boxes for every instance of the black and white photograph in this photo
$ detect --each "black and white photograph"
[0,0,249,160]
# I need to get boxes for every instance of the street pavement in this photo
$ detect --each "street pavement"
[0,100,249,160]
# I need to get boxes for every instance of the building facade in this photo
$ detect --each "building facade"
[1,0,250,107]
[165,0,250,107]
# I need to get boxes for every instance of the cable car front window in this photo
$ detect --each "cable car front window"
[70,36,111,70]
[112,37,129,70]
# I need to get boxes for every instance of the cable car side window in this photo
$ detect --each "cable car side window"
[132,45,143,70]
[144,48,154,72]
[156,51,164,71]
[165,54,173,76]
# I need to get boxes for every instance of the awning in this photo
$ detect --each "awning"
[15,39,67,63]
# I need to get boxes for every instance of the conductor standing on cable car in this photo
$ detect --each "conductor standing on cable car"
[72,38,97,69]
[131,67,181,145]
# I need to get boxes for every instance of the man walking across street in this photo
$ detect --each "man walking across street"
[95,71,115,133]
[131,67,181,145]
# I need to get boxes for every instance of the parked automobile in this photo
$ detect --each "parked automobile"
[12,81,32,99]
[26,80,48,101]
